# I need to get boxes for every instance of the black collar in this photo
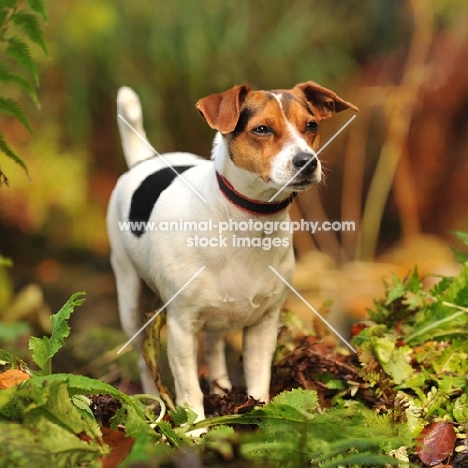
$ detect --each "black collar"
[215,171,297,215]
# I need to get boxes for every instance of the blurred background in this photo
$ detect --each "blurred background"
[1,0,468,385]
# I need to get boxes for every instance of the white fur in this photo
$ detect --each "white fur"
[269,94,322,188]
[117,87,154,166]
[107,87,315,423]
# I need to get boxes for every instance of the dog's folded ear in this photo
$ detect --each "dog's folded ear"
[196,85,251,134]
[295,81,359,121]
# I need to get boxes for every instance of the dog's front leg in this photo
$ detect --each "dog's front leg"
[242,309,281,403]
[166,311,205,420]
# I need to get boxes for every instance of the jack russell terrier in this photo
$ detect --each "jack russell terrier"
[107,82,358,422]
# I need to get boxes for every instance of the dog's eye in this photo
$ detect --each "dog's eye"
[252,125,272,135]
[306,121,319,132]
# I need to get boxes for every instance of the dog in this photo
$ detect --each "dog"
[107,82,358,422]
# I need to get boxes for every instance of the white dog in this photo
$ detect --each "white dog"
[107,82,357,421]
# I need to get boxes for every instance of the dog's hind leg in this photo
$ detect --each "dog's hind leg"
[111,249,159,395]
[204,332,232,394]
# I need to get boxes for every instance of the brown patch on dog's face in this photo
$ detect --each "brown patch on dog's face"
[196,82,357,188]
[225,90,321,184]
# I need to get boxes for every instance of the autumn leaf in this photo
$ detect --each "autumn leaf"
[0,369,30,389]
[100,427,135,468]
[416,421,456,466]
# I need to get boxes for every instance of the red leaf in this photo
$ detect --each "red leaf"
[100,427,135,468]
[416,422,456,466]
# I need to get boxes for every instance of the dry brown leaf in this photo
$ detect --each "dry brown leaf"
[100,426,135,468]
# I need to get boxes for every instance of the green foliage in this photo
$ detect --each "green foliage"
[196,390,402,467]
[0,294,164,466]
[452,231,468,263]
[28,291,85,375]
[5,258,468,467]
[0,294,404,467]
[353,259,468,443]
[0,0,48,184]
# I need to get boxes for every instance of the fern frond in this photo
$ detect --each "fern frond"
[0,64,39,106]
[0,132,29,177]
[11,11,48,55]
[0,1,20,36]
[5,37,39,84]
[26,0,48,20]
[0,97,33,133]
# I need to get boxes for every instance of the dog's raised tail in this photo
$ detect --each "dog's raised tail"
[117,87,154,168]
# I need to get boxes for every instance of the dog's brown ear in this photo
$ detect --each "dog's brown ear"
[196,85,251,134]
[295,81,359,121]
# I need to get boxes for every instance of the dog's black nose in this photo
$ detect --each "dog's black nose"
[292,153,317,176]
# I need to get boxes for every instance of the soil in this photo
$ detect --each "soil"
[89,335,370,426]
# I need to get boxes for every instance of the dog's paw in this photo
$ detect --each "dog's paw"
[212,378,232,395]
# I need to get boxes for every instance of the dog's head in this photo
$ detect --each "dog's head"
[196,82,358,190]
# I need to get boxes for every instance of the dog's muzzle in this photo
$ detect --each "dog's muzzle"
[292,153,318,176]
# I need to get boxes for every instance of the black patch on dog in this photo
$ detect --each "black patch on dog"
[231,108,254,138]
[129,165,194,237]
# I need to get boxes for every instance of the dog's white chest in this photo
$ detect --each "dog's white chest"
[194,259,292,333]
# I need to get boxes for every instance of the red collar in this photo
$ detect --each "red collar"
[215,171,297,215]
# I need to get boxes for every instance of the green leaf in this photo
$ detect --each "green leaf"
[27,373,157,441]
[453,249,468,263]
[6,37,39,84]
[71,395,95,420]
[26,0,48,20]
[431,340,468,375]
[407,309,466,343]
[11,12,49,56]
[28,336,50,372]
[169,405,198,426]
[0,421,51,467]
[49,292,85,356]
[270,387,319,419]
[452,231,468,248]
[453,394,468,423]
[0,349,22,368]
[0,132,29,177]
[28,292,86,374]
[0,65,39,106]
[372,336,415,384]
[156,420,192,447]
[443,261,468,306]
[2,380,107,466]
[385,274,407,305]
[0,97,33,134]
[19,380,100,437]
